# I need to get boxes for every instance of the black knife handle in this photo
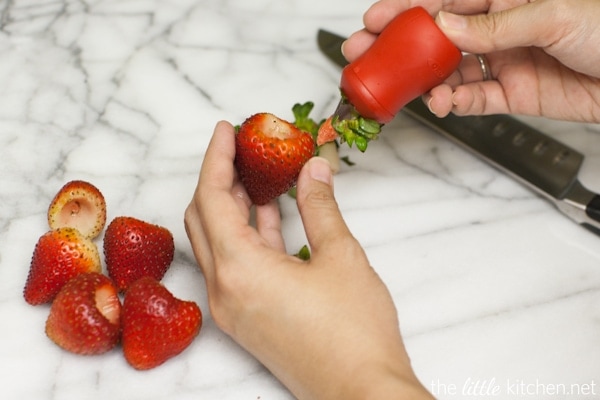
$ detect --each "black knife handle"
[581,195,600,235]
[586,195,600,223]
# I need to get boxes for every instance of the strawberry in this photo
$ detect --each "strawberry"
[121,277,202,370]
[104,216,174,292]
[316,116,338,146]
[45,272,121,355]
[24,227,102,305]
[47,180,107,239]
[234,112,316,205]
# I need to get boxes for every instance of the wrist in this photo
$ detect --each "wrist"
[345,362,434,400]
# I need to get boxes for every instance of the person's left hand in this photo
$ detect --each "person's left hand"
[184,121,433,400]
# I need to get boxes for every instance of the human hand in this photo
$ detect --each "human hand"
[343,0,600,123]
[184,121,433,400]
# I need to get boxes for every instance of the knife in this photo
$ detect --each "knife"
[317,28,600,234]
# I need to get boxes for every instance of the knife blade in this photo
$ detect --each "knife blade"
[317,28,600,234]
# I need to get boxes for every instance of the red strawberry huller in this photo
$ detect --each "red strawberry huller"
[330,6,462,151]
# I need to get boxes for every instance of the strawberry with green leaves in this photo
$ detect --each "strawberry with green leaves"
[234,105,316,205]
[45,272,121,355]
[121,277,202,370]
[24,227,102,305]
[104,216,175,292]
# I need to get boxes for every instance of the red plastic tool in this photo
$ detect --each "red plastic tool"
[339,6,462,124]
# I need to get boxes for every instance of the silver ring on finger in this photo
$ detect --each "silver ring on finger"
[475,54,492,81]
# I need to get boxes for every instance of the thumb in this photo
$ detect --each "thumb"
[295,157,352,254]
[436,3,555,54]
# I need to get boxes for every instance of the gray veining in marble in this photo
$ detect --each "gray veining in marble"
[1,1,599,399]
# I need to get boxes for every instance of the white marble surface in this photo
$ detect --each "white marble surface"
[1,1,599,399]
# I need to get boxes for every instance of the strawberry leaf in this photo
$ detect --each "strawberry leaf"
[330,95,383,152]
[292,102,323,139]
[293,244,311,260]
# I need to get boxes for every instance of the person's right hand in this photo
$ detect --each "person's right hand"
[343,0,600,122]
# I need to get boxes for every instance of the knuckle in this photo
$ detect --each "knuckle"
[302,186,336,209]
[183,203,196,230]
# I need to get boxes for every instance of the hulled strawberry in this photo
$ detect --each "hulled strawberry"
[121,277,202,370]
[234,113,316,205]
[45,272,121,355]
[104,216,174,292]
[24,227,102,305]
[47,180,107,239]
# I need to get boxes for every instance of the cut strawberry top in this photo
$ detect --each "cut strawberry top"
[121,277,202,370]
[47,180,107,239]
[45,272,121,355]
[260,114,298,139]
[95,284,121,325]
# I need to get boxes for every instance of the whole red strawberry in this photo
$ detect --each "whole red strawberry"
[47,180,107,239]
[24,227,102,305]
[104,216,174,292]
[45,272,121,355]
[235,113,316,205]
[121,277,202,370]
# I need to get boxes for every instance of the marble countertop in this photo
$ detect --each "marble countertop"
[1,1,599,399]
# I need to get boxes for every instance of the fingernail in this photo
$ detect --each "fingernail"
[308,157,332,185]
[425,95,437,116]
[437,11,467,30]
[340,40,348,59]
[451,91,459,107]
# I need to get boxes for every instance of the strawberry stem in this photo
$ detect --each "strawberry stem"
[331,95,383,152]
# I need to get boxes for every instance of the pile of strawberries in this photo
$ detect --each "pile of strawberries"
[23,180,202,370]
[21,103,335,371]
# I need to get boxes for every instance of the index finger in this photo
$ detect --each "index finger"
[188,122,250,263]
[196,121,252,238]
[185,121,246,282]
[362,0,529,33]
[343,0,498,62]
